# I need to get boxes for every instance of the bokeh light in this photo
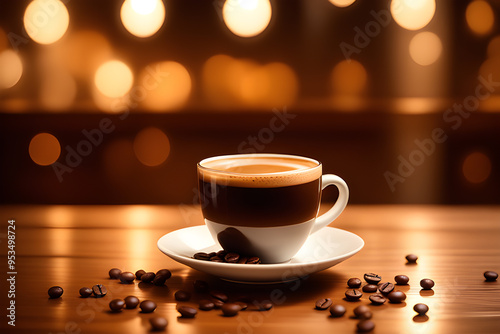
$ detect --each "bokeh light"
[466,1,494,35]
[23,0,69,44]
[202,54,235,107]
[328,0,356,8]
[94,60,134,98]
[40,69,77,111]
[390,0,436,31]
[0,28,7,52]
[409,31,442,66]
[331,59,367,95]
[139,61,192,111]
[222,0,272,37]
[462,152,492,184]
[487,36,500,58]
[0,50,23,89]
[29,133,61,166]
[479,57,500,84]
[120,0,166,38]
[133,127,171,167]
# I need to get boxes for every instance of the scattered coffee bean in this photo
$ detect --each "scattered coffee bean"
[108,268,122,279]
[141,272,155,283]
[362,284,378,293]
[109,299,125,312]
[222,303,241,316]
[177,305,197,318]
[315,298,333,310]
[79,287,92,298]
[210,297,224,309]
[353,305,371,318]
[210,290,228,303]
[175,290,191,301]
[156,269,172,280]
[140,300,157,313]
[225,252,240,263]
[199,299,215,311]
[394,275,409,285]
[413,303,429,315]
[257,302,273,311]
[124,295,140,309]
[246,257,261,264]
[345,289,363,301]
[369,294,386,305]
[357,320,375,332]
[484,271,498,281]
[329,304,346,317]
[194,252,211,261]
[406,254,418,264]
[119,271,135,284]
[152,275,168,286]
[364,273,382,284]
[149,317,168,331]
[420,278,435,290]
[387,290,406,303]
[379,282,395,294]
[216,250,227,258]
[347,277,362,288]
[210,256,224,262]
[48,286,63,299]
[193,280,209,293]
[135,269,146,280]
[235,301,248,311]
[92,284,107,298]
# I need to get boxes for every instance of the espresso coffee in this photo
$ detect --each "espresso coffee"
[198,156,322,227]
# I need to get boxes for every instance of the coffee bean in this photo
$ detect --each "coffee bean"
[394,275,409,285]
[193,280,209,293]
[420,278,435,290]
[329,304,346,317]
[222,303,241,316]
[119,271,135,284]
[238,257,249,264]
[177,305,197,318]
[379,282,395,294]
[216,250,227,258]
[406,254,418,264]
[208,252,217,258]
[135,269,146,280]
[108,268,121,279]
[353,305,370,318]
[347,277,362,288]
[345,289,363,300]
[413,303,429,315]
[92,284,107,298]
[153,275,168,286]
[246,257,261,264]
[199,299,215,311]
[369,294,386,305]
[387,290,406,303]
[210,297,224,309]
[210,290,228,302]
[484,271,498,281]
[141,272,155,283]
[79,287,92,298]
[357,320,375,332]
[257,302,273,311]
[364,273,381,284]
[235,301,248,311]
[210,256,224,262]
[174,290,191,301]
[362,284,378,293]
[149,317,168,331]
[315,298,333,310]
[109,299,125,312]
[225,252,240,263]
[156,269,172,280]
[124,295,140,309]
[194,252,211,260]
[48,286,63,299]
[140,300,157,313]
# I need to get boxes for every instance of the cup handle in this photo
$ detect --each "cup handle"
[310,174,349,235]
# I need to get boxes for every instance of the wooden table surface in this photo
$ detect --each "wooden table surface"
[1,205,499,334]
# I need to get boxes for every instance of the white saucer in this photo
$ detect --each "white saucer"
[157,225,364,283]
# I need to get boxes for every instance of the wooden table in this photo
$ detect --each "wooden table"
[1,205,499,334]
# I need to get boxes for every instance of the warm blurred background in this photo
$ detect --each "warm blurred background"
[0,0,498,205]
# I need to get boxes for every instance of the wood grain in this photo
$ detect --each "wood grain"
[1,205,499,334]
